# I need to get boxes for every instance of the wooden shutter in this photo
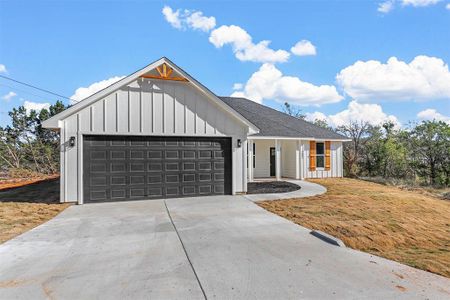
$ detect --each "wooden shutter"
[325,141,331,171]
[309,141,316,171]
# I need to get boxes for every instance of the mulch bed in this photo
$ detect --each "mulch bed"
[247,181,300,194]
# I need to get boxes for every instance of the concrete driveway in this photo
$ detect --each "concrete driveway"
[1,196,449,299]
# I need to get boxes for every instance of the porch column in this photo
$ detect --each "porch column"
[275,139,281,181]
[295,140,301,180]
[248,139,254,182]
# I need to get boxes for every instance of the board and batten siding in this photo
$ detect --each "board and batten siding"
[252,139,343,179]
[281,141,297,178]
[61,79,248,202]
[253,140,274,178]
[302,141,343,178]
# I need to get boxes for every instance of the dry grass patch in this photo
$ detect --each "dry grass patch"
[258,178,450,278]
[0,178,69,244]
[0,202,69,244]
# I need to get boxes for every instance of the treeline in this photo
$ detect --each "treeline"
[314,119,450,187]
[0,101,66,177]
[1,101,449,187]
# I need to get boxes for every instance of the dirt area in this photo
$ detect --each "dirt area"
[258,178,450,278]
[247,181,300,194]
[0,178,70,244]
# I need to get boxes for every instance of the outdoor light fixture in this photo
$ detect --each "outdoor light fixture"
[69,136,76,147]
[237,139,242,148]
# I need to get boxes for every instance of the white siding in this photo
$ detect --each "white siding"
[60,79,248,202]
[281,141,296,178]
[302,141,343,179]
[252,139,344,180]
[253,140,274,178]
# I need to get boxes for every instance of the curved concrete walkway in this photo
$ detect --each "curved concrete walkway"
[244,179,327,202]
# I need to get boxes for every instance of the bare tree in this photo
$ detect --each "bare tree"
[336,121,370,177]
[282,102,305,119]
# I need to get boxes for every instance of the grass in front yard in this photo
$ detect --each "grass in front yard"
[0,202,70,244]
[258,178,450,278]
[0,178,69,244]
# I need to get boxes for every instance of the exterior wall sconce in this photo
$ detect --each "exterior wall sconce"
[237,139,242,148]
[69,136,76,147]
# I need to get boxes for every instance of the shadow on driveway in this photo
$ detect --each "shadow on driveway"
[0,178,60,204]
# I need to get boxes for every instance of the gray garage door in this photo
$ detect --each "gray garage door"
[83,135,232,202]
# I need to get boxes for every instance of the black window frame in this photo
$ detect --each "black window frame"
[316,142,325,168]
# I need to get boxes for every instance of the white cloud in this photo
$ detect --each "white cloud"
[2,91,17,102]
[306,101,400,127]
[209,25,290,63]
[378,0,395,13]
[186,11,216,32]
[401,0,442,7]
[162,6,216,32]
[446,3,450,9]
[0,64,6,73]
[377,0,445,13]
[305,111,328,122]
[231,63,343,105]
[163,6,290,63]
[162,6,182,29]
[24,101,51,113]
[336,55,450,102]
[70,76,125,104]
[232,83,243,90]
[417,108,450,123]
[291,40,317,56]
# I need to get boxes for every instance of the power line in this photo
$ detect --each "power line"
[0,74,79,103]
[0,83,62,103]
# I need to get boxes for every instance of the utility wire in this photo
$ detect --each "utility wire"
[0,83,63,103]
[0,74,79,103]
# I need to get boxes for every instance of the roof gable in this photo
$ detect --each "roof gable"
[42,57,259,133]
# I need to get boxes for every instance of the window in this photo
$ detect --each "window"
[316,142,325,168]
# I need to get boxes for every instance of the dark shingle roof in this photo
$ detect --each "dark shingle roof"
[220,97,347,140]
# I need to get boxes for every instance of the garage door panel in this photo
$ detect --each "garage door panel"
[165,162,179,171]
[111,189,126,199]
[84,135,231,202]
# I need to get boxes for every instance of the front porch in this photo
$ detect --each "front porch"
[247,138,305,182]
[246,138,344,182]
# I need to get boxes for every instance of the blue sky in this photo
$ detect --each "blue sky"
[0,0,449,127]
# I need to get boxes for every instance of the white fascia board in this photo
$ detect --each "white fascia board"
[248,136,351,142]
[42,57,260,134]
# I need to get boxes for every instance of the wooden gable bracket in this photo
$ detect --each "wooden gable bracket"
[140,63,188,82]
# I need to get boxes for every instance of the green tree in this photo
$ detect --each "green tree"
[0,100,66,176]
[311,118,332,130]
[410,121,450,186]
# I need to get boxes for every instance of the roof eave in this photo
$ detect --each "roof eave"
[248,135,351,142]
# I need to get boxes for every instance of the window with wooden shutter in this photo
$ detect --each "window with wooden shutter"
[325,141,331,170]
[309,141,316,171]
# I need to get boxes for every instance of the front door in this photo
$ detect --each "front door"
[270,147,275,176]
